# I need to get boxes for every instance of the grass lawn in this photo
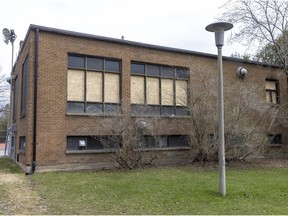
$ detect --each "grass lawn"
[0,158,288,215]
[0,157,22,174]
[28,165,288,215]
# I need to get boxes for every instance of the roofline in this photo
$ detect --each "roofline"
[24,24,282,68]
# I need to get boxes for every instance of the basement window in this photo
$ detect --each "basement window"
[66,136,121,153]
[139,135,190,149]
[268,134,282,146]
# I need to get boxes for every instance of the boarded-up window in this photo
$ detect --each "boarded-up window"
[176,80,187,106]
[131,62,189,116]
[161,79,174,105]
[86,72,102,102]
[105,73,120,103]
[147,78,160,105]
[67,70,84,101]
[67,55,121,114]
[131,76,145,104]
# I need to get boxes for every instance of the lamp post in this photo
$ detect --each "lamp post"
[205,22,233,196]
[2,28,17,158]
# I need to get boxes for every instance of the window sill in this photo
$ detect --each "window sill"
[66,149,116,154]
[267,103,280,107]
[66,113,122,117]
[131,115,190,119]
[135,146,191,152]
[268,144,283,147]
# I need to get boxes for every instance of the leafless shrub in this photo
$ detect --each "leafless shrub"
[91,106,163,169]
[181,68,280,162]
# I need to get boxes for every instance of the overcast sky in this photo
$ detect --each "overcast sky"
[0,0,246,76]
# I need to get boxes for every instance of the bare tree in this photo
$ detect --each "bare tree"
[219,0,288,71]
[185,69,218,162]
[0,67,10,111]
[183,68,280,163]
[223,80,274,160]
[0,67,10,139]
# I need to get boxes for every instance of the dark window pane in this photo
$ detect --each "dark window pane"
[146,105,160,116]
[104,104,121,114]
[162,106,175,116]
[268,134,282,144]
[21,57,28,115]
[176,68,189,79]
[131,104,145,115]
[67,102,85,113]
[176,107,189,116]
[68,56,85,68]
[13,77,18,121]
[100,136,121,149]
[105,60,120,72]
[162,66,174,78]
[142,136,168,148]
[159,136,168,148]
[147,65,160,76]
[87,57,103,70]
[86,103,103,113]
[131,63,145,75]
[67,136,87,150]
[19,136,26,152]
[131,105,160,116]
[143,136,157,148]
[169,135,189,147]
[87,137,103,150]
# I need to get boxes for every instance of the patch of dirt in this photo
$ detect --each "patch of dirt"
[248,158,288,168]
[0,173,47,215]
[0,174,19,185]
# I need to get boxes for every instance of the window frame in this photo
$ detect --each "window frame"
[265,79,280,104]
[130,62,189,116]
[20,56,28,117]
[12,76,19,122]
[66,135,121,153]
[19,136,26,154]
[138,135,190,150]
[67,54,122,115]
[268,134,282,146]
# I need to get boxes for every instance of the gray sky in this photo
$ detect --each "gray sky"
[0,0,246,76]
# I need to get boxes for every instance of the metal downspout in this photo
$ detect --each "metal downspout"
[26,29,39,175]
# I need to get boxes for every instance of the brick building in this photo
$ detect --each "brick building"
[7,24,288,172]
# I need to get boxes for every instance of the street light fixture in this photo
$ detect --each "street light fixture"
[205,22,233,196]
[2,28,17,68]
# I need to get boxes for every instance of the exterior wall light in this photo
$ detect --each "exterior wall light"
[236,67,248,78]
[136,119,148,130]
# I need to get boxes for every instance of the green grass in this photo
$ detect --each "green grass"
[0,157,22,173]
[29,166,288,215]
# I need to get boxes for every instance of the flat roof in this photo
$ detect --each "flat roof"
[25,24,281,68]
